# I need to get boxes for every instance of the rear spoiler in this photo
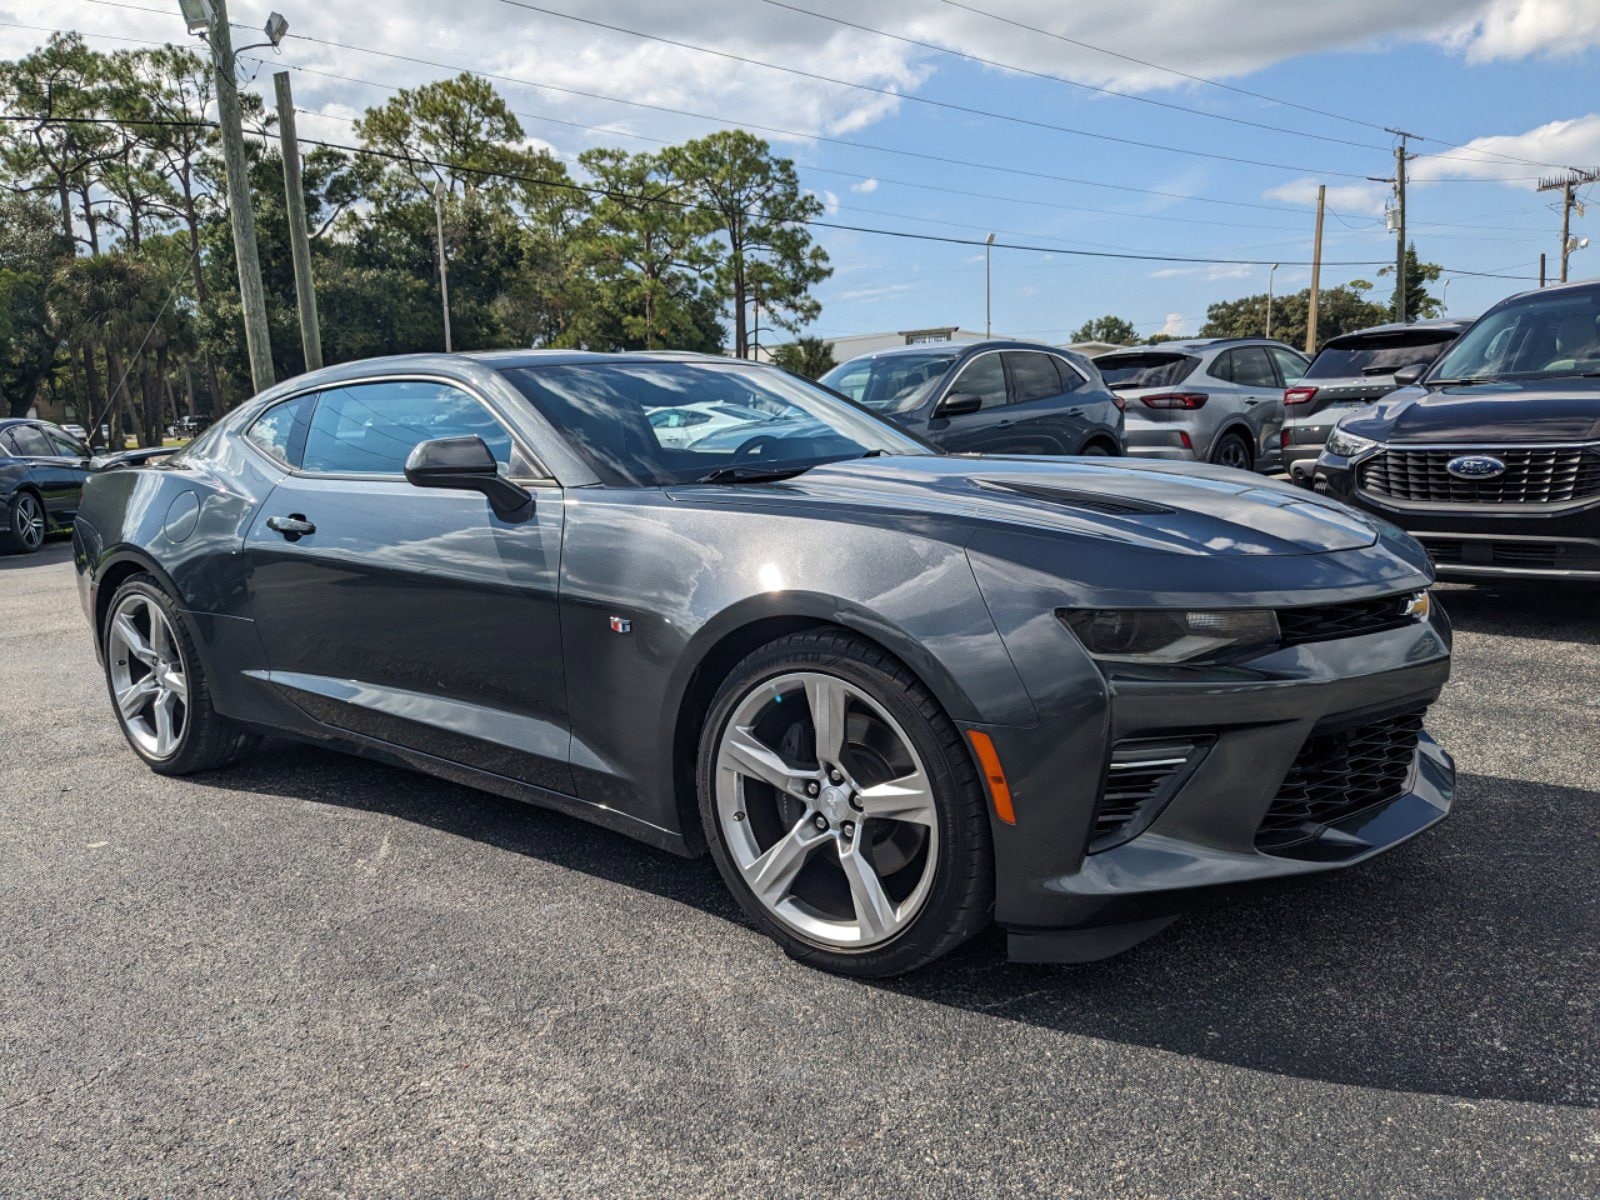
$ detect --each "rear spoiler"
[90,446,179,471]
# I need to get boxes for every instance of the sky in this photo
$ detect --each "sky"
[4,0,1600,346]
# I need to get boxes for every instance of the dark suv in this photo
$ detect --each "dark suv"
[1282,320,1468,484]
[819,341,1124,456]
[1317,280,1600,579]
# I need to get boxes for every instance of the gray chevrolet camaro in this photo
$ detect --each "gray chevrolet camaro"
[71,350,1455,976]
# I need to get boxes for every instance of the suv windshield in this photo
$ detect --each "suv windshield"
[1093,352,1197,390]
[820,352,958,415]
[1431,284,1600,382]
[1305,331,1459,380]
[502,361,930,487]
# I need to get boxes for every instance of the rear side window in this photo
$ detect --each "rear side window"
[1227,347,1279,388]
[1096,353,1196,390]
[1268,347,1308,385]
[245,393,315,467]
[1005,352,1064,404]
[46,429,89,457]
[1303,333,1459,380]
[300,381,521,477]
[946,353,1008,410]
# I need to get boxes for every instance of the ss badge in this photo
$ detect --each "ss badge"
[609,615,633,634]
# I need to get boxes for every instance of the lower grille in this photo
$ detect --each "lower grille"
[1277,593,1418,646]
[1421,536,1600,573]
[1359,445,1600,505]
[1092,739,1205,852]
[1256,707,1425,852]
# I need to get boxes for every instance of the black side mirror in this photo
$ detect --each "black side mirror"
[404,436,532,517]
[936,392,983,418]
[1391,362,1429,387]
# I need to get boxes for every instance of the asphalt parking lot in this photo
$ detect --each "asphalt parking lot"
[1,539,1596,1198]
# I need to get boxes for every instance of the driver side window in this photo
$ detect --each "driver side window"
[946,354,1007,411]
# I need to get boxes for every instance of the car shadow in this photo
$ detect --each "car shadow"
[0,538,74,572]
[194,743,1595,1109]
[1438,580,1600,645]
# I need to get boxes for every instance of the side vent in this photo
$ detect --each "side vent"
[1092,738,1209,852]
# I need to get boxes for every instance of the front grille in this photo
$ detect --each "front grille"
[1420,536,1600,573]
[1359,445,1600,505]
[1092,739,1204,852]
[1277,594,1417,646]
[1255,707,1425,852]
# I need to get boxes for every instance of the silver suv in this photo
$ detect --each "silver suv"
[1092,339,1309,473]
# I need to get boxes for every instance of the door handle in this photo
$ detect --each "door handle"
[994,419,1014,429]
[266,514,315,540]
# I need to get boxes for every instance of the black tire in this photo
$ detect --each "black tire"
[1210,430,1254,471]
[102,573,260,775]
[1078,442,1112,457]
[1,490,47,555]
[697,628,993,977]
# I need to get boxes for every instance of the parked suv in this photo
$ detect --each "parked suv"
[1318,279,1600,579]
[1282,320,1468,484]
[1094,339,1309,473]
[819,341,1124,456]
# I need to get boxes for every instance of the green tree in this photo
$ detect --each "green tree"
[770,336,836,379]
[1199,283,1390,349]
[673,130,830,358]
[0,191,70,418]
[1070,315,1137,345]
[1377,244,1443,322]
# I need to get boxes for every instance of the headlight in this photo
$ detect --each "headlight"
[1325,427,1379,458]
[1061,608,1281,664]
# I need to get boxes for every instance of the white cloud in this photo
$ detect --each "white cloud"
[1148,263,1256,282]
[1442,0,1600,62]
[1409,114,1600,188]
[1160,312,1187,336]
[840,282,914,302]
[1262,178,1391,216]
[849,178,879,194]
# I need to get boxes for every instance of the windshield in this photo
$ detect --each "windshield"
[1305,331,1459,380]
[1430,285,1600,382]
[502,361,931,487]
[1094,352,1197,390]
[820,352,958,415]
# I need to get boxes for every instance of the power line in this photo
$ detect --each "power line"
[494,0,1384,180]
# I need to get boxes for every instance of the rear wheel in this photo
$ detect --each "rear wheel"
[102,574,259,775]
[698,629,993,977]
[1210,431,1254,471]
[2,492,47,554]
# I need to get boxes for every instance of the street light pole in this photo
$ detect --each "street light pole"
[984,232,995,338]
[1441,277,1450,313]
[433,181,452,353]
[185,0,276,395]
[1266,263,1279,339]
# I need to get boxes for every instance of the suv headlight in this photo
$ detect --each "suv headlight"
[1061,608,1281,664]
[1325,427,1379,458]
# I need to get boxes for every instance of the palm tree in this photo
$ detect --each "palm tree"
[770,335,835,380]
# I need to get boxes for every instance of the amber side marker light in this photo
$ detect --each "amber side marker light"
[966,730,1015,825]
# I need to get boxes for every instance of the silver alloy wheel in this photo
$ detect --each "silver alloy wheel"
[106,594,188,760]
[715,671,939,949]
[14,494,44,550]
[1213,436,1252,470]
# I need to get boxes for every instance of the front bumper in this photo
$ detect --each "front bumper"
[1318,449,1600,579]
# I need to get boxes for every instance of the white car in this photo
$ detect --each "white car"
[648,401,775,449]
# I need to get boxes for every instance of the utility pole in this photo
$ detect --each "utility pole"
[1266,262,1279,340]
[984,232,995,338]
[432,181,452,352]
[1540,253,1547,287]
[1538,168,1597,283]
[1386,129,1419,324]
[273,71,321,373]
[1306,184,1325,353]
[187,0,277,395]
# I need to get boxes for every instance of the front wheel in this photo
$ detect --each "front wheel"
[102,574,259,775]
[698,629,993,977]
[2,492,47,554]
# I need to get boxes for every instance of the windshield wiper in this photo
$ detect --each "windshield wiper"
[1429,376,1499,386]
[693,464,814,485]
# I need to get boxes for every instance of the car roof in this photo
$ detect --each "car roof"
[1318,319,1472,348]
[1092,337,1300,359]
[830,340,1068,364]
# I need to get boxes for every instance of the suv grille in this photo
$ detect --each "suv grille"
[1359,446,1600,505]
[1255,707,1425,852]
[1277,594,1418,646]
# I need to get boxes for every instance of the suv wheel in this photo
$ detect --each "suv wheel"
[1210,431,1254,471]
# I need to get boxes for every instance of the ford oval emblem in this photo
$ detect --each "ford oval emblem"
[1446,454,1506,480]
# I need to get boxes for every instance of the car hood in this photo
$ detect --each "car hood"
[1339,377,1600,443]
[674,455,1381,557]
